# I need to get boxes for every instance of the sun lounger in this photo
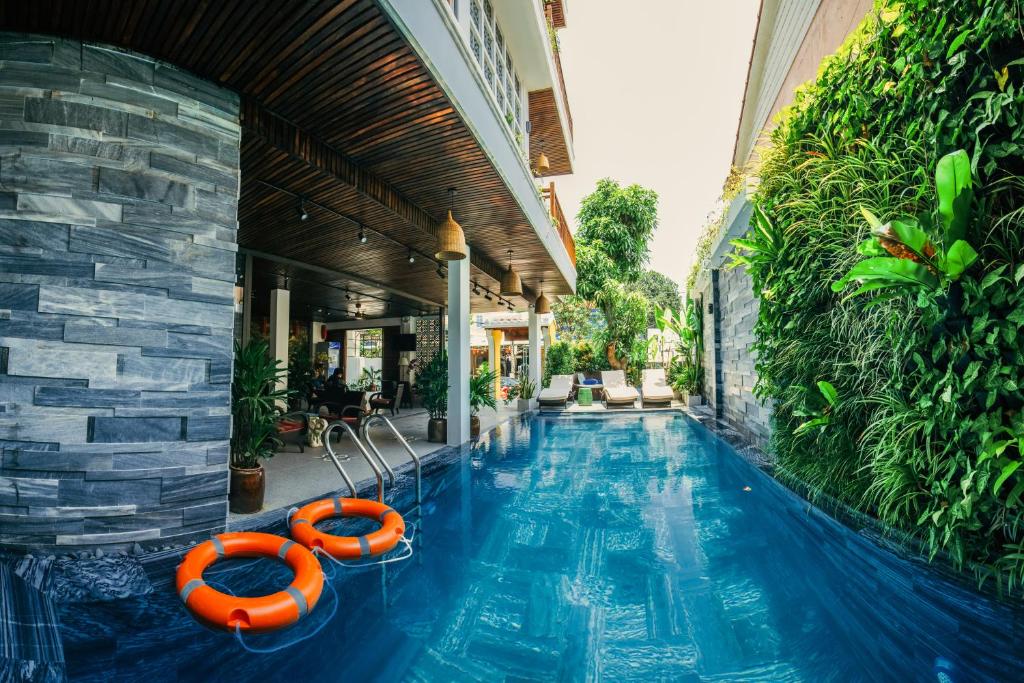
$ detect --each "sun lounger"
[642,368,674,407]
[538,374,574,406]
[600,370,639,408]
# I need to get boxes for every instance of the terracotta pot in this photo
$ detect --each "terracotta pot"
[229,464,265,514]
[470,414,480,439]
[427,417,447,443]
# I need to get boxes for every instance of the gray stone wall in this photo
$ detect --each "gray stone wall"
[0,34,240,551]
[716,265,770,450]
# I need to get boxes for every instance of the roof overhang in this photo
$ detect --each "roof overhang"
[0,0,576,317]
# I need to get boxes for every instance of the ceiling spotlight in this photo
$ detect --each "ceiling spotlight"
[507,302,514,311]
[484,291,492,301]
[345,289,352,301]
[436,266,446,279]
[407,248,415,264]
[358,224,367,244]
[298,197,309,221]
[472,281,481,295]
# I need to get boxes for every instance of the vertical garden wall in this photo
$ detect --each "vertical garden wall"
[732,1,1024,589]
[0,34,240,551]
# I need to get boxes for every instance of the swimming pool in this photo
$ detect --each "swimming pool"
[60,413,1022,681]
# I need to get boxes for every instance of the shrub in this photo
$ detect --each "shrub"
[543,341,576,387]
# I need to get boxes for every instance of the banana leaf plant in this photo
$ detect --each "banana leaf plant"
[793,381,838,435]
[831,149,979,302]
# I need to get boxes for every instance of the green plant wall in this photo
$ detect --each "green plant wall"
[739,0,1024,592]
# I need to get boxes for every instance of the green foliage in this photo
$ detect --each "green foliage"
[659,299,704,395]
[686,166,746,293]
[417,351,449,420]
[504,376,537,404]
[595,281,650,375]
[637,270,682,326]
[551,295,603,344]
[231,340,291,469]
[469,363,498,415]
[572,340,608,374]
[543,341,576,387]
[575,178,659,300]
[287,339,314,409]
[356,366,382,390]
[742,0,1024,591]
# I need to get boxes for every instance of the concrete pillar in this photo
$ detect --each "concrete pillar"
[270,288,290,398]
[488,329,504,400]
[447,249,471,445]
[528,306,541,390]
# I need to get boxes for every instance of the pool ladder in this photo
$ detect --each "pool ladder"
[320,415,422,506]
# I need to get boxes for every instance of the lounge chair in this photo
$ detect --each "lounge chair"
[641,368,674,407]
[575,372,603,400]
[538,374,574,406]
[600,370,639,408]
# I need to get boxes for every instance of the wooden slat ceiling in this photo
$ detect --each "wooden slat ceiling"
[0,0,574,315]
[528,88,573,177]
[247,257,439,324]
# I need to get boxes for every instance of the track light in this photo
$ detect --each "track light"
[298,197,309,221]
[345,289,351,301]
[408,248,415,264]
[484,291,492,301]
[472,281,481,295]
[358,225,367,244]
[436,266,445,279]
[507,302,514,311]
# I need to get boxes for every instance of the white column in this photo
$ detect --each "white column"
[447,249,471,445]
[269,288,290,399]
[528,305,541,391]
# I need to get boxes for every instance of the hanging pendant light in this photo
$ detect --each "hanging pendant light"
[436,187,468,261]
[499,249,523,296]
[535,137,550,176]
[534,278,551,314]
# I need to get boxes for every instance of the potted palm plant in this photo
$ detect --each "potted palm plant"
[230,340,290,513]
[469,363,498,438]
[419,351,449,443]
[504,376,537,412]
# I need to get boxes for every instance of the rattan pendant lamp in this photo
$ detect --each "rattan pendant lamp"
[436,187,468,261]
[534,278,551,314]
[535,137,550,176]
[499,249,523,297]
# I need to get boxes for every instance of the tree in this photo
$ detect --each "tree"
[574,178,659,299]
[560,178,660,379]
[637,270,682,326]
[551,295,602,344]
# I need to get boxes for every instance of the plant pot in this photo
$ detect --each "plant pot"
[229,465,265,514]
[470,414,481,439]
[686,394,703,408]
[428,417,447,443]
[517,398,535,412]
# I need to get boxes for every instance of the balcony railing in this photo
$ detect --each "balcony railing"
[541,181,575,268]
[544,3,573,139]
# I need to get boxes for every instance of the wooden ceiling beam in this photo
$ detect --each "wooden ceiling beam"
[241,98,535,300]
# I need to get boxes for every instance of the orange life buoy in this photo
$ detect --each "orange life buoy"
[289,497,405,559]
[176,532,324,632]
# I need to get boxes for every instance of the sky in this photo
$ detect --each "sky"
[552,0,760,292]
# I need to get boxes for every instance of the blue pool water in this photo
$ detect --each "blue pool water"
[60,414,1022,681]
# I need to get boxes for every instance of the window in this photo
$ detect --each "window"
[465,0,525,150]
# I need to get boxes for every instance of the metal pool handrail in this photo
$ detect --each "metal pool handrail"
[322,419,385,502]
[359,422,396,488]
[362,414,422,505]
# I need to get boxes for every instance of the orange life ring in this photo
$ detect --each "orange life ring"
[176,532,324,632]
[289,497,405,559]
